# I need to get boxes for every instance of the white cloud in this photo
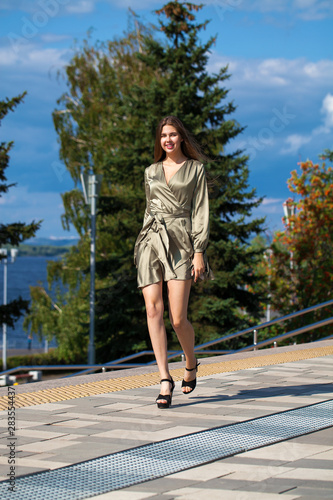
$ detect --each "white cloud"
[1,185,57,212]
[210,0,333,20]
[0,193,16,205]
[321,93,333,128]
[209,55,333,90]
[294,0,333,20]
[216,55,331,162]
[281,93,333,155]
[65,0,95,14]
[303,60,333,79]
[0,0,94,14]
[281,133,312,155]
[254,197,286,216]
[29,47,67,65]
[0,185,75,238]
[0,44,69,72]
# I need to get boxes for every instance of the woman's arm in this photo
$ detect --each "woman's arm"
[142,168,150,227]
[190,163,210,282]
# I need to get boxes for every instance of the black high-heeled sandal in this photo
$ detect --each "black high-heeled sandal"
[156,377,175,409]
[182,360,200,394]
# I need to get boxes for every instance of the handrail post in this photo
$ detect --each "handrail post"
[253,329,257,351]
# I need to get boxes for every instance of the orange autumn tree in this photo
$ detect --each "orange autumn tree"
[268,153,333,340]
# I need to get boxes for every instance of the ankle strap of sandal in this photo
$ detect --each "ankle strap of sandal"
[185,361,200,372]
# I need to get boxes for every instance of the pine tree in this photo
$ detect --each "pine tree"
[0,93,41,328]
[128,2,266,349]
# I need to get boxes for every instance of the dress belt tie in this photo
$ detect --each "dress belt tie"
[151,210,191,221]
[134,210,190,279]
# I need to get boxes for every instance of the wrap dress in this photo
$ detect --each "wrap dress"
[134,159,214,289]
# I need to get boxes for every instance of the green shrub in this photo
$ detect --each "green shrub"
[0,349,86,371]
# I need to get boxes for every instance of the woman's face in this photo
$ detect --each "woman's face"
[160,125,183,156]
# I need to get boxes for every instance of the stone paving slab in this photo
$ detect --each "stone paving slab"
[0,340,332,498]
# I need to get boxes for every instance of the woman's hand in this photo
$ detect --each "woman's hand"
[191,252,205,282]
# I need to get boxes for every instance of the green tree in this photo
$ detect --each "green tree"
[0,93,41,327]
[260,154,333,342]
[26,3,265,362]
[133,1,266,350]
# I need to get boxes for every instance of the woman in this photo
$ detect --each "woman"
[134,116,214,409]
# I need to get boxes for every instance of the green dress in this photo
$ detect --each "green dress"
[134,159,214,288]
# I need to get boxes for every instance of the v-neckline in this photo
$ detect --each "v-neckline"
[161,159,188,186]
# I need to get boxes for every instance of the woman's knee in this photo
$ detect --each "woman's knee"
[146,301,164,321]
[170,315,187,330]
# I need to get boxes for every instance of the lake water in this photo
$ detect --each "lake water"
[0,256,59,349]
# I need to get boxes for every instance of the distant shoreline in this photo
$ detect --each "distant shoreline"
[3,239,79,257]
[17,244,71,257]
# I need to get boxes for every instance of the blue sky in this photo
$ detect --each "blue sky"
[1,0,332,240]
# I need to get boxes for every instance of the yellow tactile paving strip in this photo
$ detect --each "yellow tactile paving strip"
[0,345,332,411]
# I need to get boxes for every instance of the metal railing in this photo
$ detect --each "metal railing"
[0,299,332,381]
[171,298,333,359]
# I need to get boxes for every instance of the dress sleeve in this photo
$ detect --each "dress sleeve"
[142,168,150,227]
[191,163,210,253]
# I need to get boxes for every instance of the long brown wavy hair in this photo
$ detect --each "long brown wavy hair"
[154,116,209,163]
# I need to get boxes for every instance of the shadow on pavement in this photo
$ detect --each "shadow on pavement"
[172,382,333,408]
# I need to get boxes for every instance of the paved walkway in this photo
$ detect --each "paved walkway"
[0,340,332,499]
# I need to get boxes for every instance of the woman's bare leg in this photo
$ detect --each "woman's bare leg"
[142,281,172,403]
[167,279,197,393]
